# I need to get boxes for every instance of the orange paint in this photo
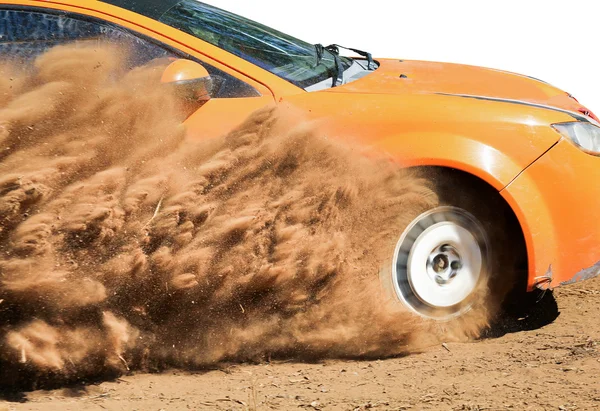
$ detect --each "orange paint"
[2,0,598,289]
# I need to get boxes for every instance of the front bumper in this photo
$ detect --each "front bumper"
[501,137,600,290]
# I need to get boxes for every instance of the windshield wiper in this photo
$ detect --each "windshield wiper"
[314,43,325,67]
[316,42,376,88]
[326,44,375,70]
[314,43,344,88]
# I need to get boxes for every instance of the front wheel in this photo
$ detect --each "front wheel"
[392,206,491,320]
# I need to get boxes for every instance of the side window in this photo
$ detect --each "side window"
[0,8,260,98]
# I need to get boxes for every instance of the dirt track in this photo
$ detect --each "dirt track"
[0,44,598,411]
[1,275,597,411]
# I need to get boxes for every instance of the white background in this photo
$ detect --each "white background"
[203,0,600,113]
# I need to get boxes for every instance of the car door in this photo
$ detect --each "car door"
[0,5,275,140]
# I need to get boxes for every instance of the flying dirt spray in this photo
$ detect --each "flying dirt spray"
[0,43,492,389]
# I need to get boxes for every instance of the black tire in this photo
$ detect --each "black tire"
[381,169,526,321]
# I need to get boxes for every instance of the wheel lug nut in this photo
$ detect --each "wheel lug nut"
[451,261,462,270]
[435,275,445,285]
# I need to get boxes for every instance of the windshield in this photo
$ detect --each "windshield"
[158,1,352,89]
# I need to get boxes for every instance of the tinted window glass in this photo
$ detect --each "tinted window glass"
[0,8,260,98]
[0,9,172,66]
[158,1,351,89]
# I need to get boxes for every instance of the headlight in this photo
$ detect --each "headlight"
[552,121,600,155]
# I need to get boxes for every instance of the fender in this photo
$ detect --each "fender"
[376,131,529,190]
[377,131,559,291]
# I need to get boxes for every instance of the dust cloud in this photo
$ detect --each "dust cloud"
[0,43,490,388]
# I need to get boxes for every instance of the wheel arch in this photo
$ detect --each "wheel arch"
[378,131,532,192]
[408,165,530,294]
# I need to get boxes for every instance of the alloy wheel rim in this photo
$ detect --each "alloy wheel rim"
[392,206,490,319]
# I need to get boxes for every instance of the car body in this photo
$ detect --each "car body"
[1,0,599,317]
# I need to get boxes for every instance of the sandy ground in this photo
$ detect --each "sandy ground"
[1,275,599,411]
[1,43,598,411]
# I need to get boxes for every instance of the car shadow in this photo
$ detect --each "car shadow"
[483,290,560,339]
[0,368,122,403]
[0,390,27,403]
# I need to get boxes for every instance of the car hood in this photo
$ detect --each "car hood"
[335,59,597,120]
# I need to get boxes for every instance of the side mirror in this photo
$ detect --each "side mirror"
[161,59,213,102]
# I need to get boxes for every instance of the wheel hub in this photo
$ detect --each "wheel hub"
[428,244,462,285]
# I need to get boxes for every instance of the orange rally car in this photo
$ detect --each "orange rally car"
[1,0,599,319]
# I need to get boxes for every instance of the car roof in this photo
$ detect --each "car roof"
[100,0,181,20]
